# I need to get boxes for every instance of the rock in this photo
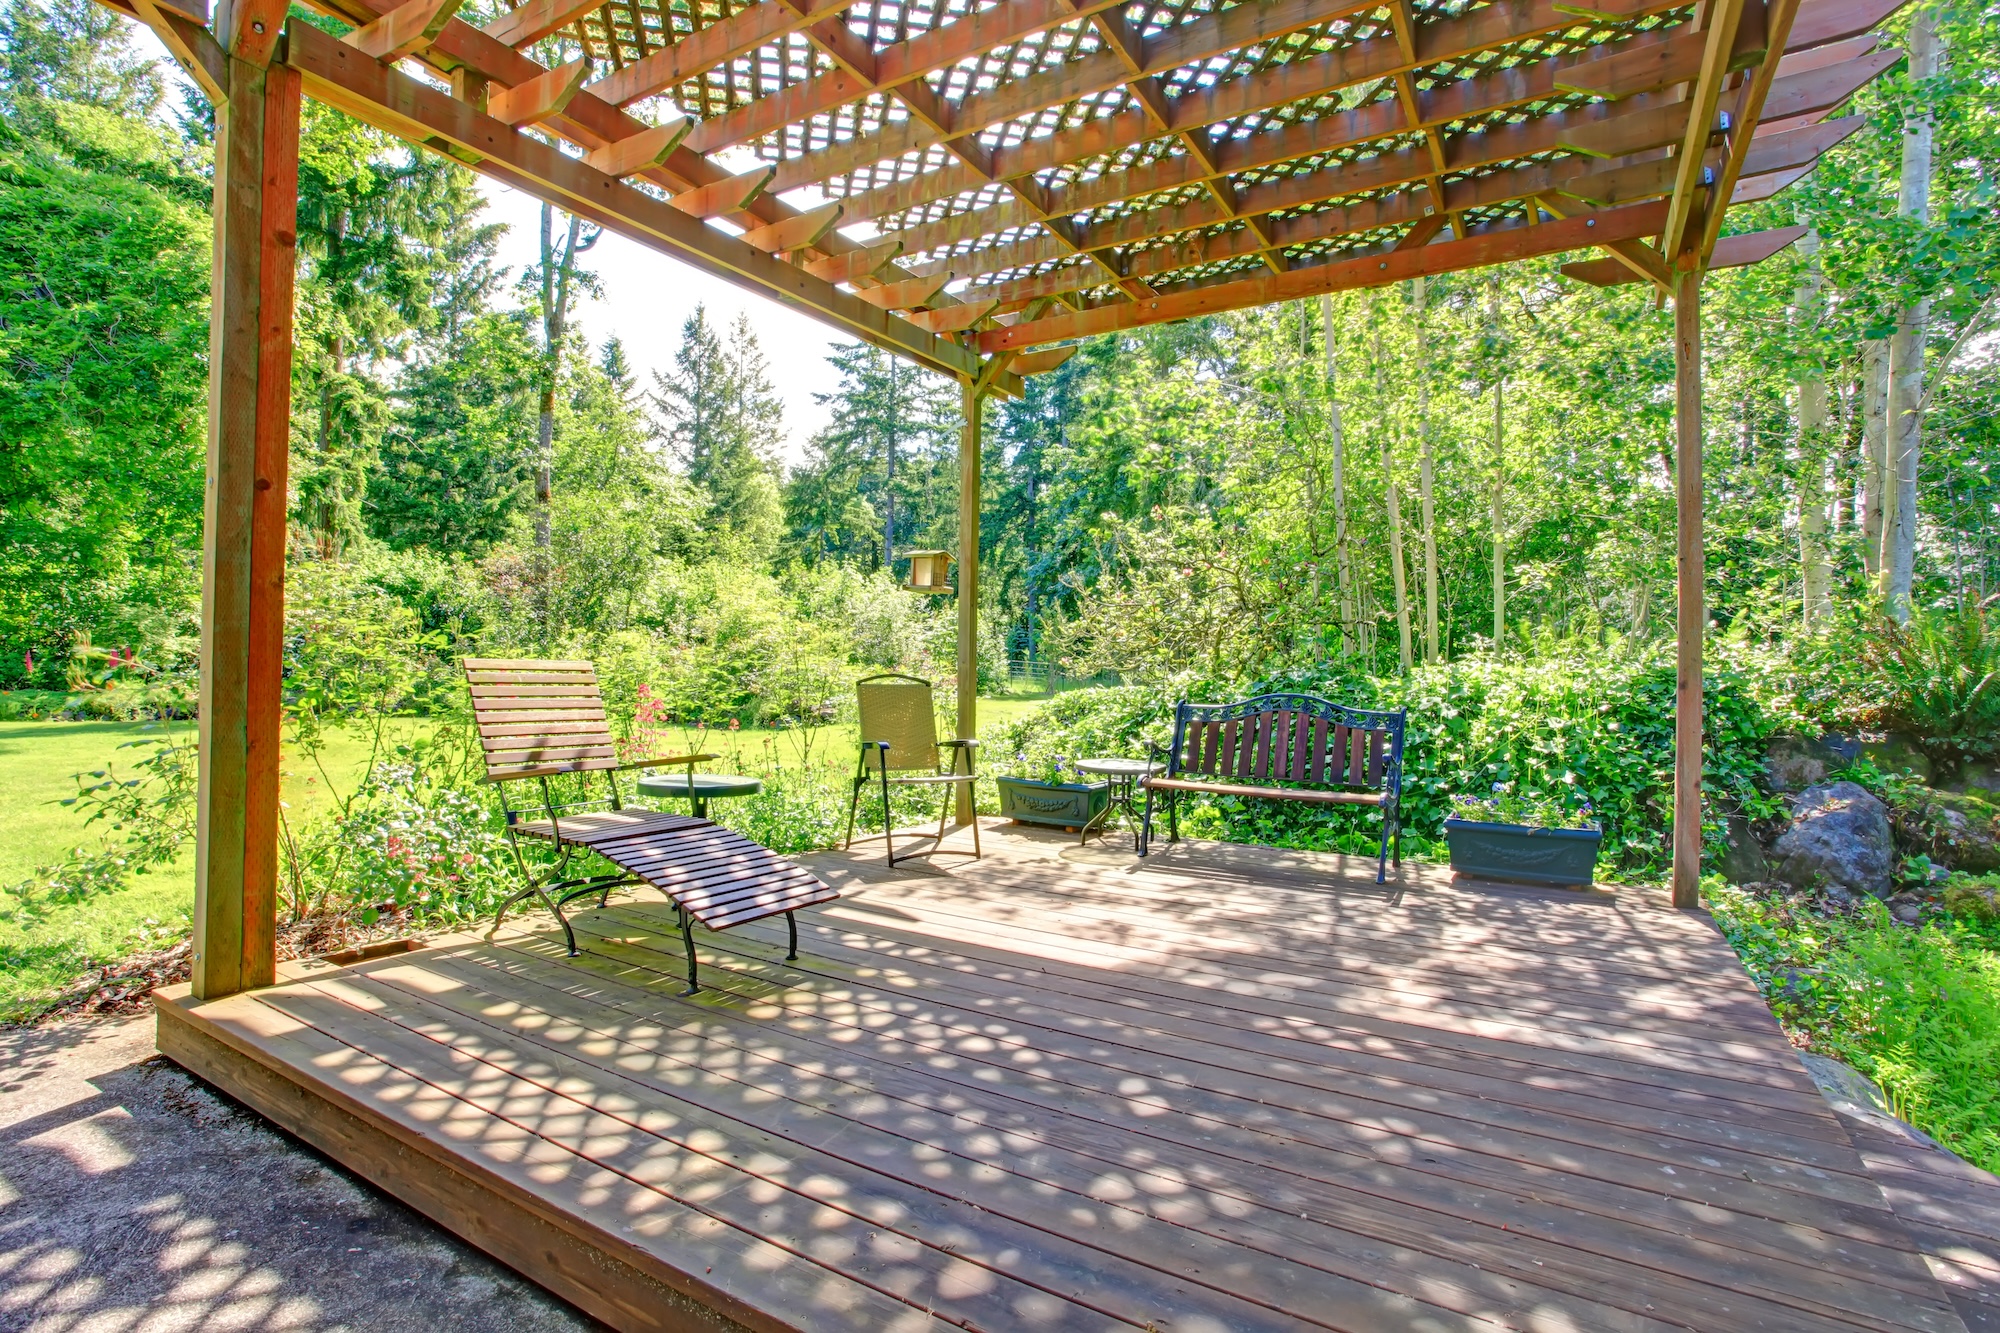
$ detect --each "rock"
[1899,788,2000,874]
[1954,761,2000,796]
[1885,891,1924,924]
[1765,734,1846,793]
[1770,781,1896,899]
[1717,813,1769,884]
[1861,733,1934,783]
[1944,879,2000,923]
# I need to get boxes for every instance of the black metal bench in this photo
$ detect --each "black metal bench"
[1140,692,1407,882]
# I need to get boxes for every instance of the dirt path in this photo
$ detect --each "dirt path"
[0,1014,600,1333]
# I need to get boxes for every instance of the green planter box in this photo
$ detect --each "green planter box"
[1443,818,1602,888]
[996,776,1109,830]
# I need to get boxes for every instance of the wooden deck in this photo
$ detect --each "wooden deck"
[155,821,1975,1332]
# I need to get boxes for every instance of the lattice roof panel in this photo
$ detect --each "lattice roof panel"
[235,0,1910,368]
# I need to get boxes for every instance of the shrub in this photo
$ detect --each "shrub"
[1709,883,2000,1172]
[1863,608,2000,770]
[989,645,1779,874]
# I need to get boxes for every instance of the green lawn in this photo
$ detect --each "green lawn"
[0,695,1053,1022]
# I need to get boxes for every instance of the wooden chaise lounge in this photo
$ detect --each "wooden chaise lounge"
[466,658,837,993]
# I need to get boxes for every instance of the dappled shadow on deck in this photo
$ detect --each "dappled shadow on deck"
[152,820,1970,1332]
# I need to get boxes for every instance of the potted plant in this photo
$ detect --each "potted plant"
[1444,783,1602,887]
[995,752,1110,831]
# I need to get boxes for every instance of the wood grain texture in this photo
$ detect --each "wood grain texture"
[193,56,296,1000]
[154,822,1970,1332]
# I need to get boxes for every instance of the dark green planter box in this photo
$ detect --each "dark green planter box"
[996,776,1109,829]
[1444,818,1602,888]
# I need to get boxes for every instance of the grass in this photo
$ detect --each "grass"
[1708,881,2000,1173]
[0,695,1055,1023]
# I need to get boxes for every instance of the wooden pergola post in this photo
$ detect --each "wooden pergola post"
[954,378,982,824]
[1671,262,1704,910]
[192,41,299,999]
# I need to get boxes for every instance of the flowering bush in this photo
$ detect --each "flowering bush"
[334,763,517,924]
[1448,781,1596,830]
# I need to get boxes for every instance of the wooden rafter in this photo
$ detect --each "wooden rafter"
[103,0,1903,363]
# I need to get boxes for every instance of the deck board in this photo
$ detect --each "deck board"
[155,821,1972,1332]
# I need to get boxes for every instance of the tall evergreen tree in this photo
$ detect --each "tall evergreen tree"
[651,306,783,552]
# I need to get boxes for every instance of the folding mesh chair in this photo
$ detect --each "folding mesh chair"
[844,673,980,867]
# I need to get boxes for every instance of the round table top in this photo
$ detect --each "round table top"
[635,772,764,799]
[1072,757,1161,777]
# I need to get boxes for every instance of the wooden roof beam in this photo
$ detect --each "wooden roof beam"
[1661,0,1751,260]
[481,0,602,48]
[1535,191,1670,291]
[486,55,591,127]
[845,0,1694,228]
[681,0,1129,156]
[283,19,999,389]
[976,201,1670,351]
[1561,223,1807,282]
[1700,0,1808,259]
[343,0,463,59]
[915,86,1690,282]
[767,0,1388,196]
[587,0,857,108]
[323,0,944,303]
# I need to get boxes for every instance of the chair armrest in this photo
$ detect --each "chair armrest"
[939,738,978,748]
[614,753,717,773]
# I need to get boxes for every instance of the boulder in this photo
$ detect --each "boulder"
[1952,761,2000,797]
[1945,879,2000,923]
[1717,814,1769,884]
[1765,734,1846,793]
[1861,733,1934,783]
[1770,781,1895,899]
[1924,791,2000,873]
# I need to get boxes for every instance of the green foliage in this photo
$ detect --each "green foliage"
[992,652,1777,873]
[652,306,785,556]
[989,687,1174,788]
[1446,781,1595,831]
[1709,883,2000,1172]
[1860,607,2000,768]
[0,106,208,682]
[369,311,539,555]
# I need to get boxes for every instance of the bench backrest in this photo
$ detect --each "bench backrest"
[1165,693,1405,793]
[465,658,618,781]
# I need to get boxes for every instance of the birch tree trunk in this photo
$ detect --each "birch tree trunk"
[1374,299,1413,672]
[1884,5,1940,620]
[1414,277,1441,664]
[1321,294,1359,656]
[1860,339,1889,575]
[1796,231,1833,626]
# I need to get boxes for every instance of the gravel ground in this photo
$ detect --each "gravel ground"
[0,1014,603,1333]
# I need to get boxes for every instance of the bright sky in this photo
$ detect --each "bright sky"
[476,179,848,462]
[130,29,849,463]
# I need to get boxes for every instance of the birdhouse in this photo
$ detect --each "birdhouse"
[901,550,954,594]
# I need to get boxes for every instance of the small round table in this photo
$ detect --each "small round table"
[1073,757,1162,851]
[636,771,763,820]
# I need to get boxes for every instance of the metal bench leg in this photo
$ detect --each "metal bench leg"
[1138,786,1154,856]
[1167,790,1179,844]
[677,904,699,996]
[786,911,798,961]
[1376,817,1391,885]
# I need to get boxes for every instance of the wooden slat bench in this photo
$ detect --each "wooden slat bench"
[1140,692,1407,882]
[466,658,837,993]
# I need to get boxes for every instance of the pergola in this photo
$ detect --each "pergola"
[102,0,1905,997]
